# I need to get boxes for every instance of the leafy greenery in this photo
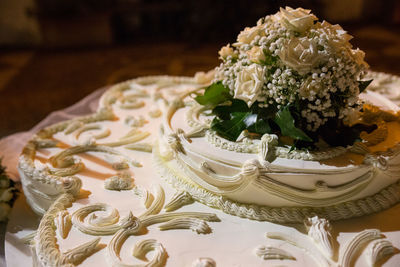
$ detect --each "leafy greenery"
[273,106,313,142]
[213,99,248,120]
[195,82,232,106]
[196,82,369,148]
[200,82,314,142]
[247,116,271,135]
[211,112,251,141]
[358,79,373,93]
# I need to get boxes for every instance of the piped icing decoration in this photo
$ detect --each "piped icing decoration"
[259,134,278,162]
[138,184,165,219]
[164,190,194,212]
[55,210,72,239]
[133,185,154,209]
[254,245,296,261]
[149,108,162,118]
[132,239,167,266]
[264,216,398,267]
[191,257,216,267]
[71,203,137,235]
[125,142,153,152]
[40,183,219,267]
[366,239,395,266]
[339,229,382,266]
[74,124,111,143]
[305,216,334,260]
[31,193,105,266]
[104,172,134,191]
[158,217,212,234]
[266,231,334,266]
[62,237,102,265]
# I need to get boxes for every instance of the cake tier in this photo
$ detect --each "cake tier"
[155,72,400,222]
[15,73,400,266]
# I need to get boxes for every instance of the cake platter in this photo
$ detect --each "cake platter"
[5,7,400,267]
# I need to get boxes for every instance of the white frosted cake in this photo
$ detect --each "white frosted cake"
[13,7,400,267]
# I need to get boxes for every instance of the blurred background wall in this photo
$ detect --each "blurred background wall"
[1,0,399,48]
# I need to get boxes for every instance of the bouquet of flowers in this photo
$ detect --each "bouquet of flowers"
[196,7,373,148]
[0,160,18,221]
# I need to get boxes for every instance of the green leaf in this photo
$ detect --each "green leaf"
[195,82,232,106]
[358,79,373,93]
[243,114,257,128]
[273,106,313,142]
[247,117,271,134]
[244,114,271,135]
[213,99,249,120]
[211,112,250,141]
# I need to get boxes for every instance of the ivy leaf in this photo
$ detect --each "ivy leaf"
[248,118,271,134]
[358,79,373,93]
[245,114,271,134]
[213,99,249,120]
[195,82,232,106]
[211,112,250,141]
[273,106,313,142]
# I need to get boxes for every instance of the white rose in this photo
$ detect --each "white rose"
[299,77,322,97]
[0,202,11,222]
[247,46,266,63]
[236,25,263,45]
[316,21,353,50]
[278,37,324,75]
[218,45,234,59]
[279,6,318,33]
[234,64,265,107]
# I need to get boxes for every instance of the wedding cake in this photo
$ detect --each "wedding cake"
[14,7,400,267]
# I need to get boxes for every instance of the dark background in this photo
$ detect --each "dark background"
[1,0,400,137]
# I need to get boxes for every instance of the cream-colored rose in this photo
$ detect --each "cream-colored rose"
[278,37,324,75]
[279,7,318,33]
[316,21,353,50]
[247,46,266,63]
[218,45,234,58]
[299,76,322,97]
[234,64,265,107]
[237,26,263,44]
